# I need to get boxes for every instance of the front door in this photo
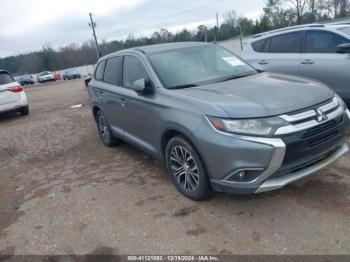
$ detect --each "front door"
[115,55,162,156]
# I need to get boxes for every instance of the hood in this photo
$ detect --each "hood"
[174,73,334,118]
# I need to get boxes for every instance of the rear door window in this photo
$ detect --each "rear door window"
[305,30,349,53]
[94,60,106,81]
[268,32,301,53]
[103,56,123,85]
[0,72,15,85]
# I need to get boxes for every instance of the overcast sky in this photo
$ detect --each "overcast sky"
[0,0,265,58]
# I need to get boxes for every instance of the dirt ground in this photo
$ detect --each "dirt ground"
[0,80,349,256]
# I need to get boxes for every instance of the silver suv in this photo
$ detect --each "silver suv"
[241,24,350,104]
[88,42,350,200]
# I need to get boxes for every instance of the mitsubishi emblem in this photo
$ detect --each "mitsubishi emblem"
[316,108,327,122]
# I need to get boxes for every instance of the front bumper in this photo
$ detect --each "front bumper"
[211,143,348,194]
[256,143,348,192]
[202,110,350,194]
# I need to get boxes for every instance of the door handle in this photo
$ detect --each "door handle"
[96,90,104,100]
[301,59,314,65]
[120,97,126,106]
[258,60,268,65]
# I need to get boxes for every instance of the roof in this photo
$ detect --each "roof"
[102,42,212,60]
[134,41,210,53]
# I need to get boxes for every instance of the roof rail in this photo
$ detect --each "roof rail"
[332,22,350,25]
[253,24,325,38]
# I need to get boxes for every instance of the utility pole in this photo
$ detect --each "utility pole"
[239,24,244,51]
[215,13,219,43]
[89,13,100,60]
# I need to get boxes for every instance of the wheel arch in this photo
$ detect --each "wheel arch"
[92,105,101,121]
[160,128,209,177]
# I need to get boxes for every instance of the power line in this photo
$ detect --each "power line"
[101,0,229,38]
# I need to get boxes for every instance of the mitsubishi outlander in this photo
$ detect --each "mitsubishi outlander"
[88,42,350,200]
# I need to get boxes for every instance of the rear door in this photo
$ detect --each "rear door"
[251,31,302,76]
[299,30,350,101]
[100,56,125,135]
[0,72,19,105]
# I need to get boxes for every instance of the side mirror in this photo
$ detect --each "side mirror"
[133,78,154,95]
[336,43,350,54]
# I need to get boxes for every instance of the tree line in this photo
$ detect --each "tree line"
[1,0,349,75]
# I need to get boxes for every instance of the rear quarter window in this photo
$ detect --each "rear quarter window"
[94,60,106,81]
[251,39,268,52]
[0,72,15,85]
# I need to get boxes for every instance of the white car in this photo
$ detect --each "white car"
[37,71,55,83]
[241,23,350,104]
[0,70,29,115]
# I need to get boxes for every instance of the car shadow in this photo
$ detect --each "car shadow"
[0,111,23,123]
[210,167,350,217]
[112,139,350,218]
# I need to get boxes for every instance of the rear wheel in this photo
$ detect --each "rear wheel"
[166,136,213,200]
[20,106,29,116]
[95,110,121,147]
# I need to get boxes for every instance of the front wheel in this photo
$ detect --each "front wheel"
[166,136,213,200]
[95,111,121,147]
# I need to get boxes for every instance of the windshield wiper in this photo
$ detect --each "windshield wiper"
[215,74,252,83]
[168,84,198,90]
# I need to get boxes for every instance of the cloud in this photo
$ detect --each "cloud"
[0,0,264,57]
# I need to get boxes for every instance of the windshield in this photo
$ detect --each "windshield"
[338,26,350,36]
[147,45,256,89]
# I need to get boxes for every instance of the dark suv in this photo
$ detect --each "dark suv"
[88,42,350,200]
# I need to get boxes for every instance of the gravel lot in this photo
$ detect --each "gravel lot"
[0,80,349,256]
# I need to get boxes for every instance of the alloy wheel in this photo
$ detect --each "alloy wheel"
[97,113,110,144]
[169,146,200,192]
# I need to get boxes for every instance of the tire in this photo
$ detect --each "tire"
[20,106,29,116]
[166,136,213,200]
[95,110,121,147]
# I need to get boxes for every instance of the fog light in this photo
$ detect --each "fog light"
[225,168,264,183]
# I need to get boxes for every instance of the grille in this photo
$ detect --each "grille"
[277,114,347,177]
[276,97,343,135]
[273,96,349,178]
[302,119,337,139]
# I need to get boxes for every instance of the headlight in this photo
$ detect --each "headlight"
[334,94,349,119]
[335,94,346,110]
[207,116,289,136]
